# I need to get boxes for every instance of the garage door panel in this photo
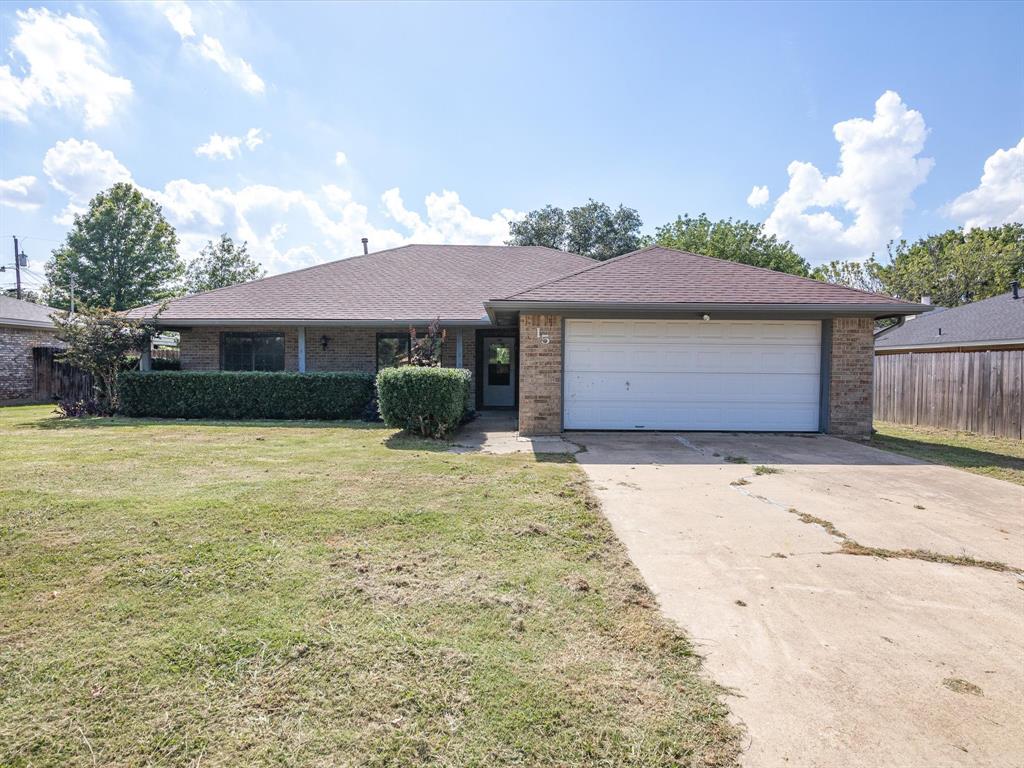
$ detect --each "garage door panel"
[563,319,821,431]
[566,372,820,402]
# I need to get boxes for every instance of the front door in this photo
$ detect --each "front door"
[482,336,516,408]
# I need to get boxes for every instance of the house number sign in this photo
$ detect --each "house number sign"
[536,328,551,345]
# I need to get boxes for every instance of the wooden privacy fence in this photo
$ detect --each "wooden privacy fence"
[873,349,1023,439]
[33,347,95,403]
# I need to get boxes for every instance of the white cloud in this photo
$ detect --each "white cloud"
[747,185,769,208]
[0,176,45,210]
[156,2,265,95]
[335,151,348,167]
[381,187,521,245]
[0,8,132,128]
[194,128,264,159]
[42,138,132,223]
[944,138,1024,230]
[244,128,264,150]
[761,91,934,263]
[195,133,242,160]
[156,0,194,38]
[195,35,265,95]
[41,139,523,274]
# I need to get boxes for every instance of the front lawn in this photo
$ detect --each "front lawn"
[0,405,737,767]
[872,421,1024,486]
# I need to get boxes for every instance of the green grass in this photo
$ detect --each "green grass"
[0,405,738,767]
[872,421,1024,486]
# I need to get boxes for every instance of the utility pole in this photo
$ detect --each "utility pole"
[12,236,23,300]
[69,274,76,314]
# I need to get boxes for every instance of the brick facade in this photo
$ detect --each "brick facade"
[828,317,875,438]
[179,326,301,371]
[518,313,563,435]
[0,326,61,402]
[178,326,477,405]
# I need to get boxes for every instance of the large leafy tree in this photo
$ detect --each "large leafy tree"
[654,213,810,276]
[44,183,183,311]
[184,234,265,294]
[810,258,885,293]
[875,224,1023,305]
[508,200,643,260]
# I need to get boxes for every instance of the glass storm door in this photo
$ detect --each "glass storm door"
[482,337,515,407]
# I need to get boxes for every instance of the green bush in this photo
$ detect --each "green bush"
[376,367,471,437]
[119,371,375,420]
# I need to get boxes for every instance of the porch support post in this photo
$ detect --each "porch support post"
[140,342,152,371]
[297,326,306,372]
[455,329,463,368]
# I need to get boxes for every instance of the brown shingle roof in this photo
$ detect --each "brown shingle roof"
[494,246,921,309]
[0,295,59,329]
[125,244,594,324]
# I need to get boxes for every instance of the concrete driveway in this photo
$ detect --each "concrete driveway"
[574,431,1024,768]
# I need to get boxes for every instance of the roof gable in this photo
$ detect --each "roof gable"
[875,291,1024,348]
[495,246,919,308]
[126,244,593,323]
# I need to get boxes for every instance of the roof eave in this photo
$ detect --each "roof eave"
[0,318,56,330]
[138,316,495,328]
[876,338,1024,353]
[484,300,930,321]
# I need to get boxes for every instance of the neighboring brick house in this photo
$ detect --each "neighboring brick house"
[0,296,62,402]
[125,244,927,438]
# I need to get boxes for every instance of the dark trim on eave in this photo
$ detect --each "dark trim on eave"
[484,300,929,322]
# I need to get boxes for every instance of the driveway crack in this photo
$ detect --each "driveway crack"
[728,472,1023,576]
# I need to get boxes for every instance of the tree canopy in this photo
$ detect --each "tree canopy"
[44,183,183,311]
[184,234,265,295]
[653,213,810,276]
[811,223,1024,305]
[508,200,643,260]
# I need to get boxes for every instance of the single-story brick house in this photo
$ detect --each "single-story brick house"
[125,244,925,437]
[0,295,62,403]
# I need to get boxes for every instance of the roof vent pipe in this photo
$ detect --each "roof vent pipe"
[361,237,369,255]
[1012,280,1020,300]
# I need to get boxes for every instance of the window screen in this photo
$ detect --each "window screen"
[222,333,285,371]
[376,333,411,370]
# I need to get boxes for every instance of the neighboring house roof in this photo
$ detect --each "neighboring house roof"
[875,291,1024,350]
[125,244,594,325]
[0,295,59,329]
[488,246,923,314]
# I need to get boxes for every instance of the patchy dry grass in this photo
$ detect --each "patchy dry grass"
[752,466,781,476]
[872,422,1024,486]
[0,405,738,767]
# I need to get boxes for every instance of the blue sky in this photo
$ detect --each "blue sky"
[1,1,1022,296]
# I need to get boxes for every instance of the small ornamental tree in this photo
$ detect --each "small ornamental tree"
[52,307,159,414]
[409,318,446,366]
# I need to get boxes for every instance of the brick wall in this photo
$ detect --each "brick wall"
[828,317,874,438]
[179,327,300,371]
[178,325,477,382]
[518,314,562,435]
[305,328,376,372]
[0,326,61,401]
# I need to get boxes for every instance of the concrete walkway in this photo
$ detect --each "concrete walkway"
[449,412,579,456]
[573,431,1024,768]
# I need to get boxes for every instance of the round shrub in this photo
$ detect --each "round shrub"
[376,367,471,438]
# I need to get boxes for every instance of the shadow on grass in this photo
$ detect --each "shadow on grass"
[18,413,387,432]
[870,433,1024,478]
[381,432,456,453]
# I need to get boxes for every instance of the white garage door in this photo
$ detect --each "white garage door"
[563,319,821,431]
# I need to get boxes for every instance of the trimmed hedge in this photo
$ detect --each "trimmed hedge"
[119,371,375,420]
[376,367,471,438]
